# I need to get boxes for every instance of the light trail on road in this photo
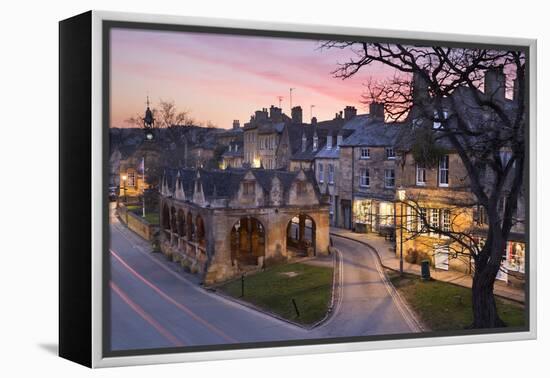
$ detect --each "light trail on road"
[110,249,238,344]
[110,281,185,347]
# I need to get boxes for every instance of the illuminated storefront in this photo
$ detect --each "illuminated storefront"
[353,198,394,233]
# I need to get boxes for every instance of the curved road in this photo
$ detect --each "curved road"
[110,211,417,351]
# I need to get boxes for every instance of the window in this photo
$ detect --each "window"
[416,164,426,185]
[439,155,449,186]
[126,171,136,187]
[313,135,318,151]
[379,202,395,226]
[385,147,396,159]
[328,164,334,184]
[360,168,370,187]
[318,163,324,183]
[418,207,427,232]
[429,208,440,236]
[476,205,487,225]
[297,181,307,194]
[329,195,334,216]
[433,110,448,129]
[360,148,370,159]
[384,169,395,188]
[243,181,255,195]
[442,209,451,234]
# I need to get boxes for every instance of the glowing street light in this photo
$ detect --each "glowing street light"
[396,187,406,275]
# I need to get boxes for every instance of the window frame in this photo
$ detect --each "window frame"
[438,155,450,187]
[384,168,395,188]
[359,168,370,188]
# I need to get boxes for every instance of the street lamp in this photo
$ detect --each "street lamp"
[122,174,127,204]
[397,187,406,275]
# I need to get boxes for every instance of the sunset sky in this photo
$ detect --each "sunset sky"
[110,28,393,129]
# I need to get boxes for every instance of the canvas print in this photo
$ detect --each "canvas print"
[106,24,528,355]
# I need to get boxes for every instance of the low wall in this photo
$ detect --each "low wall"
[117,205,155,241]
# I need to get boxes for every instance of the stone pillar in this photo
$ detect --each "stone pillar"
[299,214,306,243]
[204,215,236,285]
[313,211,330,256]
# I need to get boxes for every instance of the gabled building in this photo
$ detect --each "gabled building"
[337,104,404,233]
[159,167,330,284]
[221,139,244,169]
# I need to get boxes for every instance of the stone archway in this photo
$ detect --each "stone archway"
[196,215,206,247]
[161,203,171,238]
[177,209,185,238]
[186,212,194,241]
[286,214,316,257]
[230,217,266,267]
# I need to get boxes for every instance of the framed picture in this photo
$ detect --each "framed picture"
[59,10,537,368]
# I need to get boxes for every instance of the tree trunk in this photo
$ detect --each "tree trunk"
[471,232,507,328]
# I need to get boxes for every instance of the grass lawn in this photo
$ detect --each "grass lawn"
[387,271,526,331]
[126,205,159,225]
[218,262,333,326]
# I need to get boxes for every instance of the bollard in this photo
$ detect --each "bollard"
[240,274,245,297]
[292,298,300,318]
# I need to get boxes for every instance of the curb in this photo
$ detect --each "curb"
[330,232,525,305]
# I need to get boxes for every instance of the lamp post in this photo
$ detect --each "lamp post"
[397,187,406,276]
[122,175,127,204]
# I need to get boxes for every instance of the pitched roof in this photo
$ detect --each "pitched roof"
[162,167,321,203]
[340,121,404,147]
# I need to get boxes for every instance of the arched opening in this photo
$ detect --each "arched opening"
[196,215,206,247]
[230,217,265,267]
[161,203,170,231]
[186,212,194,241]
[177,209,185,237]
[287,214,316,256]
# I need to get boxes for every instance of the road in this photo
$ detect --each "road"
[110,209,417,351]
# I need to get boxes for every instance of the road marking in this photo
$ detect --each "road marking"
[110,221,307,331]
[110,249,238,343]
[110,281,184,347]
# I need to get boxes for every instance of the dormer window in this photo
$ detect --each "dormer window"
[243,181,255,195]
[326,135,333,150]
[313,135,318,151]
[301,134,307,152]
[229,145,232,152]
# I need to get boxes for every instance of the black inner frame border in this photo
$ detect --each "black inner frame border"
[101,18,531,359]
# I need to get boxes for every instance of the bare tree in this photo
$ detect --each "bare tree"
[322,41,526,328]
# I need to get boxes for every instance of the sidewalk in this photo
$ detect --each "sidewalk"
[330,227,525,304]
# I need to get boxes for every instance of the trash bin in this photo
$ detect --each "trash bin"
[421,259,431,281]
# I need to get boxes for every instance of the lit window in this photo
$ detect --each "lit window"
[416,164,426,185]
[126,171,135,187]
[429,208,440,236]
[442,209,451,234]
[360,168,370,187]
[360,148,370,159]
[384,169,395,188]
[439,155,449,186]
[386,147,395,159]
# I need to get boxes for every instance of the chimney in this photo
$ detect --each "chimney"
[232,120,240,129]
[369,102,385,121]
[269,105,282,121]
[484,65,506,100]
[513,77,522,102]
[344,106,357,121]
[412,71,430,100]
[311,116,317,125]
[255,109,268,122]
[291,106,303,124]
